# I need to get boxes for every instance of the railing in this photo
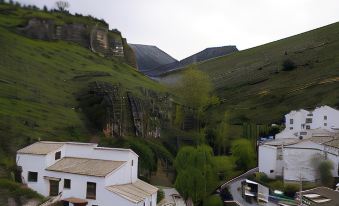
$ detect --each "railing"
[39,193,62,206]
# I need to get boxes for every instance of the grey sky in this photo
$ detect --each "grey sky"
[17,0,339,60]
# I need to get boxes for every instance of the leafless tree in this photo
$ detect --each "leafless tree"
[55,1,70,12]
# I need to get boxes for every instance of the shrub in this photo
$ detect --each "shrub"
[318,160,334,186]
[157,189,164,203]
[282,59,297,71]
[203,195,223,206]
[284,183,299,198]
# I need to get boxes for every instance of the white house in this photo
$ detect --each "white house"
[259,105,339,182]
[16,141,158,206]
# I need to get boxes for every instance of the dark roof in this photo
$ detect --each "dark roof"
[299,187,339,206]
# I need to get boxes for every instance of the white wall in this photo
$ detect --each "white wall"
[16,154,50,196]
[16,143,152,206]
[259,145,278,178]
[312,106,339,130]
[283,141,325,182]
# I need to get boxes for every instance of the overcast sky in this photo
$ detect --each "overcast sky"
[16,0,339,60]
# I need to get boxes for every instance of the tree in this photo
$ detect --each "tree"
[215,113,231,155]
[174,145,218,204]
[43,5,48,12]
[55,0,70,12]
[172,65,217,130]
[318,160,334,186]
[231,139,256,170]
[282,59,296,71]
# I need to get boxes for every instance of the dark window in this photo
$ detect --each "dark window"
[324,123,327,126]
[64,179,71,189]
[324,115,327,120]
[306,125,310,130]
[55,151,61,160]
[290,119,293,124]
[86,182,96,199]
[270,170,274,173]
[131,160,133,166]
[306,118,312,123]
[28,171,38,182]
[289,127,293,130]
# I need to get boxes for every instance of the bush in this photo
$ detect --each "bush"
[157,189,164,203]
[284,183,299,198]
[203,195,223,206]
[282,59,297,71]
[318,160,334,186]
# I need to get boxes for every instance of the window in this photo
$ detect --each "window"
[289,127,293,130]
[306,125,310,130]
[289,119,294,124]
[55,151,61,160]
[28,171,38,182]
[306,118,312,123]
[131,160,133,166]
[86,182,96,199]
[64,179,71,189]
[270,170,274,173]
[324,115,327,120]
[324,123,327,126]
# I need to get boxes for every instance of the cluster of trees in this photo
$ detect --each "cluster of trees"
[174,140,255,204]
[170,65,257,204]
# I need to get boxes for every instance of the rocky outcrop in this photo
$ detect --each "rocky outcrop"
[18,18,129,60]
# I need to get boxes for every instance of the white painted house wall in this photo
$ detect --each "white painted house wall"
[259,106,339,182]
[259,145,278,179]
[16,142,156,206]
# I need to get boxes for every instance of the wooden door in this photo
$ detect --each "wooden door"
[49,180,59,196]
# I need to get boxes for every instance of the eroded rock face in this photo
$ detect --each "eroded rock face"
[18,18,125,58]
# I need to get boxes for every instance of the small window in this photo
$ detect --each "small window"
[306,125,310,130]
[28,171,38,182]
[289,127,293,130]
[324,123,327,126]
[131,160,133,166]
[64,179,71,189]
[86,182,96,199]
[324,115,327,120]
[306,118,312,123]
[289,119,293,124]
[270,170,274,173]
[55,151,61,160]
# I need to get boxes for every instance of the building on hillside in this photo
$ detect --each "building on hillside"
[16,141,158,206]
[258,105,339,182]
[296,187,339,206]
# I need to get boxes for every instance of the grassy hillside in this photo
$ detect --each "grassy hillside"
[161,22,339,124]
[0,4,163,173]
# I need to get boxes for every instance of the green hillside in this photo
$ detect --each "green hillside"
[0,4,163,175]
[161,22,339,123]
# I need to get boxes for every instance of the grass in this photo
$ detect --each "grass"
[0,178,44,205]
[0,4,164,174]
[161,22,339,124]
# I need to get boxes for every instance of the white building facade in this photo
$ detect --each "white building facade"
[16,141,158,206]
[259,105,339,182]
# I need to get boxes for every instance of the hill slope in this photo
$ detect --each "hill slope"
[0,4,164,170]
[160,23,339,123]
[129,44,178,73]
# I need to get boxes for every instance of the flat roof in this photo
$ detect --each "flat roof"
[106,180,158,203]
[46,157,125,177]
[300,187,339,206]
[17,142,64,155]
